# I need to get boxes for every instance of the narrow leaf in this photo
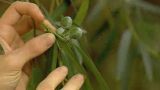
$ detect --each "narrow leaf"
[51,44,58,70]
[57,39,93,90]
[74,0,89,25]
[117,30,132,80]
[72,42,110,90]
[139,43,153,81]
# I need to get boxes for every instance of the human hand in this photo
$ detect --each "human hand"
[0,1,84,90]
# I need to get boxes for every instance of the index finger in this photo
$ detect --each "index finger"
[0,1,44,26]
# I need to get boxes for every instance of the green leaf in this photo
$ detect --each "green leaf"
[96,29,117,65]
[132,20,160,58]
[74,0,89,26]
[50,44,58,70]
[57,39,93,90]
[128,0,160,14]
[27,55,47,90]
[27,67,43,90]
[117,30,132,80]
[60,47,76,78]
[139,43,153,81]
[45,44,58,74]
[72,42,110,90]
[51,2,68,20]
[119,46,137,90]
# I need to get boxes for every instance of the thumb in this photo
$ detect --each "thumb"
[5,33,55,69]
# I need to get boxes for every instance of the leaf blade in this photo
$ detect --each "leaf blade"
[74,0,89,26]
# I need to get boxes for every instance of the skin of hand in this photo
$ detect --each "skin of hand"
[0,1,84,90]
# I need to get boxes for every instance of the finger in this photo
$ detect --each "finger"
[15,72,29,90]
[0,25,18,45]
[5,33,55,68]
[62,74,84,90]
[37,66,68,90]
[0,1,44,26]
[10,33,24,50]
[43,20,56,33]
[0,25,24,50]
[14,15,34,35]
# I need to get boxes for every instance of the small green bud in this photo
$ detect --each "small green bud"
[69,26,83,39]
[61,16,72,29]
[57,27,65,34]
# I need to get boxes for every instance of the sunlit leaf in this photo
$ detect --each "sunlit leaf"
[117,30,132,80]
[74,0,89,25]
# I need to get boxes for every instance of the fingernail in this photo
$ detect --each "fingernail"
[74,74,84,81]
[57,66,68,73]
[43,20,56,33]
[44,33,55,47]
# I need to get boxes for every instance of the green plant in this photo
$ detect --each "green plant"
[26,0,109,90]
[27,16,109,90]
[1,0,160,90]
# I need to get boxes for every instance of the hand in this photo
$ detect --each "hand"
[0,1,84,90]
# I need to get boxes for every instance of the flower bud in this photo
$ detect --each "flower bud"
[61,16,72,29]
[57,27,65,34]
[69,26,83,39]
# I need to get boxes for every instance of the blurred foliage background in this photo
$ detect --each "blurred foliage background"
[0,0,160,90]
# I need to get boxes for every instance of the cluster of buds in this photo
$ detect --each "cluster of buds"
[56,16,85,40]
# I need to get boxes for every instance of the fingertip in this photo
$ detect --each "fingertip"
[42,19,56,33]
[57,66,68,73]
[41,33,55,47]
[73,74,84,83]
[46,33,55,42]
[37,10,45,22]
[37,66,68,90]
[61,73,85,90]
